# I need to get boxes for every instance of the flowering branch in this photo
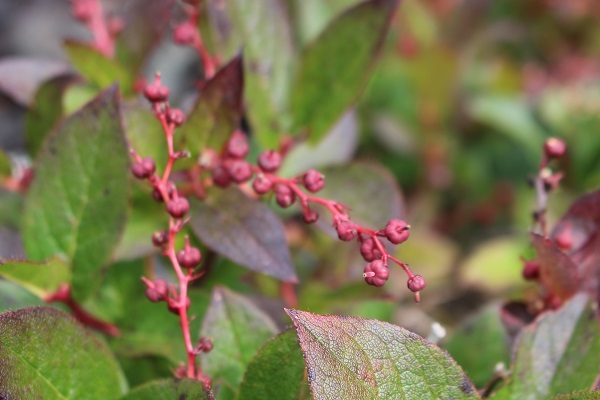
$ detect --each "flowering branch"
[70,0,121,57]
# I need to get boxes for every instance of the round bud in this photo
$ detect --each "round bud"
[384,219,410,245]
[153,279,169,299]
[107,16,124,36]
[544,137,566,159]
[197,337,213,353]
[274,184,296,208]
[303,209,319,224]
[303,169,325,193]
[257,150,282,172]
[131,162,149,179]
[167,109,185,127]
[363,260,389,287]
[167,297,191,315]
[212,166,231,187]
[227,159,253,183]
[252,174,273,194]
[336,220,358,241]
[522,260,540,280]
[166,197,190,218]
[141,157,156,175]
[173,22,198,45]
[407,275,426,293]
[177,245,202,270]
[360,237,383,262]
[152,230,168,247]
[226,131,249,159]
[146,288,162,302]
[143,84,170,103]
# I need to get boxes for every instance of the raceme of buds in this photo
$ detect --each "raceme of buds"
[544,137,566,159]
[145,279,169,302]
[227,160,253,183]
[176,237,202,270]
[360,237,383,262]
[167,197,190,218]
[363,260,389,287]
[226,130,250,159]
[275,184,296,208]
[384,219,410,245]
[407,275,426,293]
[131,157,156,179]
[252,174,273,194]
[336,220,358,241]
[303,169,325,193]
[257,150,282,172]
[144,83,170,103]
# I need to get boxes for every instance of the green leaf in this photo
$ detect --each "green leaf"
[200,287,279,399]
[552,392,600,400]
[291,0,398,143]
[0,258,71,298]
[206,0,296,148]
[190,187,297,283]
[24,74,77,156]
[492,294,600,399]
[177,55,244,160]
[238,329,305,400]
[0,280,43,311]
[286,308,479,399]
[22,85,130,302]
[316,162,404,228]
[0,149,11,178]
[0,306,127,399]
[442,304,511,388]
[120,378,211,400]
[291,0,364,45]
[64,41,133,95]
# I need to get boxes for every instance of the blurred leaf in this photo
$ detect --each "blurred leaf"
[24,74,78,156]
[201,287,279,400]
[492,294,600,399]
[120,378,211,400]
[291,0,363,45]
[531,233,580,301]
[190,187,297,283]
[238,329,305,400]
[0,149,11,178]
[0,57,69,106]
[552,392,600,400]
[291,0,399,143]
[0,280,43,311]
[0,190,23,228]
[0,307,127,398]
[116,355,173,389]
[349,299,396,322]
[286,309,479,399]
[0,258,71,299]
[115,0,175,78]
[63,83,100,114]
[316,162,404,229]
[22,85,130,302]
[442,304,511,388]
[467,95,544,155]
[178,55,244,159]
[123,102,169,172]
[280,110,359,177]
[64,41,133,95]
[206,0,295,148]
[461,237,526,292]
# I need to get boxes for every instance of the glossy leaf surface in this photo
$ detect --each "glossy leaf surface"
[286,308,479,399]
[23,85,130,301]
[0,307,127,399]
[0,258,71,298]
[190,187,297,283]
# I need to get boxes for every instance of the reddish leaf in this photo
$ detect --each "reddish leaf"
[0,57,70,106]
[531,233,580,301]
[551,189,600,297]
[177,55,244,159]
[190,187,297,283]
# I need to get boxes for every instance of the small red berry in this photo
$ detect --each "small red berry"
[167,109,185,126]
[252,174,273,194]
[177,244,202,270]
[141,157,156,175]
[303,169,325,193]
[146,288,161,302]
[226,130,249,159]
[274,184,296,208]
[143,84,170,103]
[336,220,358,241]
[212,166,231,188]
[152,230,168,247]
[522,260,540,280]
[407,275,426,292]
[153,279,169,299]
[166,197,190,218]
[258,150,282,172]
[303,209,319,224]
[228,159,253,183]
[363,260,389,287]
[360,237,383,262]
[173,22,198,45]
[544,137,566,159]
[384,219,410,245]
[131,162,149,179]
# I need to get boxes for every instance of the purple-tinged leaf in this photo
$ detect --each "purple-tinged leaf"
[286,308,479,400]
[22,85,130,302]
[120,378,212,400]
[531,233,580,301]
[0,57,70,106]
[200,287,279,399]
[0,258,71,298]
[190,187,297,283]
[291,0,399,143]
[491,294,600,399]
[0,307,127,399]
[177,55,244,159]
[552,391,600,400]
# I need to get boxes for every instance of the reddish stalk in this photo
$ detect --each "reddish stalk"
[70,0,116,57]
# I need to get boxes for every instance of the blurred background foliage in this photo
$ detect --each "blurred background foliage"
[0,0,599,391]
